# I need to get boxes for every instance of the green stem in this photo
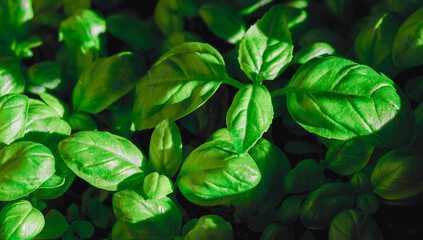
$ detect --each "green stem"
[222,77,244,89]
[271,86,291,97]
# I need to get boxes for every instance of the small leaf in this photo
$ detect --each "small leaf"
[0,94,28,146]
[107,14,155,50]
[371,148,423,200]
[350,171,372,194]
[35,209,69,239]
[292,42,335,64]
[299,183,355,229]
[154,0,183,36]
[39,92,69,119]
[143,172,174,200]
[284,159,325,194]
[0,200,45,240]
[27,61,63,94]
[149,119,182,178]
[177,140,261,206]
[328,209,383,240]
[226,84,273,154]
[393,6,423,67]
[184,215,233,240]
[59,131,148,191]
[238,4,293,82]
[277,194,306,224]
[199,3,245,44]
[113,189,182,240]
[325,139,374,176]
[68,112,98,131]
[0,141,55,201]
[357,193,379,214]
[73,220,95,239]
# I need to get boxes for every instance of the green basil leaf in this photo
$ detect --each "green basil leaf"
[111,221,137,240]
[161,31,203,54]
[23,99,71,150]
[350,171,372,194]
[149,119,182,178]
[229,0,273,15]
[72,220,94,239]
[238,4,293,82]
[355,12,402,77]
[226,84,273,154]
[35,209,69,239]
[133,42,229,130]
[207,128,231,142]
[299,183,355,229]
[39,92,69,119]
[284,159,325,194]
[0,57,26,97]
[277,194,306,224]
[27,61,63,94]
[107,14,155,50]
[325,139,374,176]
[176,140,261,206]
[298,28,349,55]
[199,3,245,44]
[73,52,145,114]
[393,6,423,67]
[67,112,98,131]
[0,141,55,201]
[181,218,197,237]
[286,55,414,147]
[0,200,44,240]
[283,5,307,41]
[385,0,422,15]
[260,223,295,240]
[231,139,291,222]
[63,0,90,16]
[154,0,183,36]
[143,172,174,200]
[59,9,105,55]
[0,0,33,43]
[184,215,233,240]
[328,209,383,240]
[58,131,148,191]
[357,193,379,214]
[0,94,28,146]
[371,148,423,200]
[292,42,335,65]
[113,189,182,240]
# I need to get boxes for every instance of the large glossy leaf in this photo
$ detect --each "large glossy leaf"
[0,141,55,201]
[328,209,383,240]
[238,4,293,83]
[231,139,290,222]
[393,6,423,67]
[371,148,423,200]
[286,55,414,147]
[299,183,355,229]
[0,94,28,146]
[23,99,71,150]
[184,215,233,240]
[149,119,182,178]
[133,42,231,130]
[72,52,145,114]
[113,189,182,240]
[354,12,402,77]
[284,159,325,194]
[226,84,273,154]
[199,3,245,44]
[325,139,374,176]
[176,140,261,206]
[0,200,44,240]
[107,14,155,50]
[58,131,148,191]
[0,57,26,97]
